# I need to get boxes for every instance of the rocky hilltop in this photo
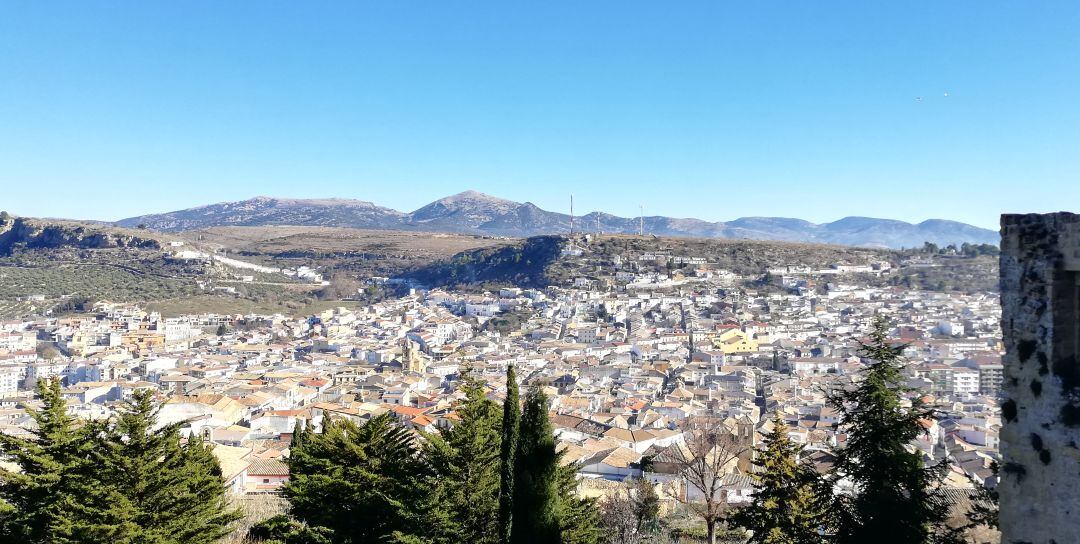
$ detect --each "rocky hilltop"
[402,233,998,294]
[0,216,161,256]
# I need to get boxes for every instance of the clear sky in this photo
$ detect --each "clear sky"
[1,2,1077,229]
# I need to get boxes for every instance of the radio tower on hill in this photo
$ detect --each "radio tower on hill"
[569,193,574,235]
[638,204,644,236]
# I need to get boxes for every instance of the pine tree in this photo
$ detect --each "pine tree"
[75,391,239,543]
[0,379,96,543]
[499,364,520,544]
[731,413,825,544]
[419,373,502,544]
[556,462,601,544]
[510,385,561,543]
[285,412,423,542]
[828,316,956,544]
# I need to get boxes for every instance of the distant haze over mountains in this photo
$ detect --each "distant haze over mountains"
[116,191,998,249]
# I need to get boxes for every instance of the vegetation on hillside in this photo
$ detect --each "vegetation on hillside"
[405,233,998,295]
[0,217,999,319]
[405,236,563,289]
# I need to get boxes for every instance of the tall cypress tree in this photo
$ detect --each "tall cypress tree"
[290,418,306,450]
[509,385,599,544]
[499,364,520,544]
[510,385,563,544]
[0,379,94,543]
[731,413,826,544]
[829,316,956,544]
[419,373,503,544]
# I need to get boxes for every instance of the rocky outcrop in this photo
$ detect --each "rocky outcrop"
[404,235,563,288]
[0,217,161,256]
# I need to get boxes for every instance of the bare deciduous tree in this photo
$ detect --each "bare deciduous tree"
[600,477,662,544]
[654,418,750,544]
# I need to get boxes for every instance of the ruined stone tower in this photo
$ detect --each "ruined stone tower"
[999,212,1080,543]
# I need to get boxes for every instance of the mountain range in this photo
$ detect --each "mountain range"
[116,191,999,249]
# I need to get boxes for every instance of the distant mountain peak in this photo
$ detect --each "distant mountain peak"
[451,189,500,199]
[425,190,518,208]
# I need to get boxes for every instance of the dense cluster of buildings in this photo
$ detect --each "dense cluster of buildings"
[0,248,1002,502]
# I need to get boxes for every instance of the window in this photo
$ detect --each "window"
[1052,270,1080,390]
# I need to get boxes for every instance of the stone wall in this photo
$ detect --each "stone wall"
[999,212,1080,543]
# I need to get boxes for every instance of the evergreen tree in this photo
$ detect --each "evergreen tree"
[290,419,306,450]
[0,379,95,543]
[285,412,423,542]
[510,385,599,544]
[55,391,240,543]
[828,316,956,544]
[731,414,826,544]
[47,416,139,544]
[556,462,601,544]
[499,364,520,544]
[510,385,562,543]
[249,514,334,544]
[419,373,502,544]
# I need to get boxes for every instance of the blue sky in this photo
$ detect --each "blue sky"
[1,2,1077,229]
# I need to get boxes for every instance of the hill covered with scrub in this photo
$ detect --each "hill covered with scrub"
[402,233,999,294]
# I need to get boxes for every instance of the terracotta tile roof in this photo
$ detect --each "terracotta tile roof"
[247,458,289,477]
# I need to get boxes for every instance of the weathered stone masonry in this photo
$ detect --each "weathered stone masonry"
[1000,212,1080,544]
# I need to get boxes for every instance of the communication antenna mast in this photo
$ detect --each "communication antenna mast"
[596,213,601,234]
[569,193,574,235]
[639,204,644,236]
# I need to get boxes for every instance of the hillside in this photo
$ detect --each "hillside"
[189,225,508,283]
[0,217,509,318]
[0,213,998,318]
[404,234,886,289]
[115,191,999,249]
[403,233,999,294]
[0,216,203,316]
[405,236,564,288]
[0,216,163,256]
